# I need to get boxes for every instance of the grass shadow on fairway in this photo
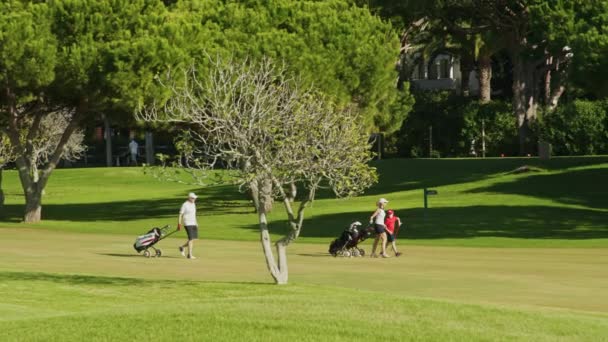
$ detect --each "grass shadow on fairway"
[0,185,252,223]
[0,271,274,287]
[0,271,145,286]
[295,253,330,257]
[467,167,608,210]
[314,156,608,199]
[277,205,608,240]
[98,253,182,259]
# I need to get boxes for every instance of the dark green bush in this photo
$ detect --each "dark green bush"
[391,91,607,157]
[393,91,518,157]
[537,100,608,155]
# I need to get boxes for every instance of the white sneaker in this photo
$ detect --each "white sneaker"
[179,246,186,257]
[188,255,197,260]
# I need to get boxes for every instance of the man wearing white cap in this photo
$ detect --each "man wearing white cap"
[178,192,199,259]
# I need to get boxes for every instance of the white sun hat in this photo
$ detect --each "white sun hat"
[378,198,389,204]
[188,192,198,199]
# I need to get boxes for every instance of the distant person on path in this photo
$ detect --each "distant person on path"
[178,192,199,259]
[370,198,390,258]
[384,209,403,257]
[128,139,139,166]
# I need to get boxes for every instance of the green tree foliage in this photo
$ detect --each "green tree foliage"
[0,1,56,106]
[0,0,179,222]
[363,0,608,155]
[396,91,518,157]
[2,0,413,221]
[552,1,608,98]
[49,0,182,112]
[170,0,414,134]
[538,100,608,155]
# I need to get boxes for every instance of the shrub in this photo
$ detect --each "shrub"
[538,100,608,155]
[393,90,518,157]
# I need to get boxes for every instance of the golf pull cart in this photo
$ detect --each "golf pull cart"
[133,225,178,258]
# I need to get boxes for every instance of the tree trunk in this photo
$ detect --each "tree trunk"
[24,190,42,223]
[511,52,538,155]
[288,182,297,203]
[0,169,4,208]
[253,177,313,285]
[478,54,492,104]
[104,115,113,167]
[256,188,288,284]
[460,55,474,97]
[259,211,288,284]
[545,66,565,112]
[261,178,273,213]
[145,131,154,165]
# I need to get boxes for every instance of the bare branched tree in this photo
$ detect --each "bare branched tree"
[140,57,377,284]
[22,110,87,184]
[2,108,86,222]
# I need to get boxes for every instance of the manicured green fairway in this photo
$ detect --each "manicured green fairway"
[1,229,607,341]
[1,157,607,340]
[1,157,607,247]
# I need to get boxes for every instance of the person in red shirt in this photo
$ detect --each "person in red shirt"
[384,209,403,257]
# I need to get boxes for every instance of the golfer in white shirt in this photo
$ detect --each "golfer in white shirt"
[178,192,199,259]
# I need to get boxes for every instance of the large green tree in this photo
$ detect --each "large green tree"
[550,0,608,98]
[361,1,502,103]
[0,0,178,222]
[170,0,414,134]
[365,0,607,154]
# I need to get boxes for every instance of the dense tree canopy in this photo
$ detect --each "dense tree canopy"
[168,0,413,134]
[1,0,412,222]
[0,0,178,222]
[362,0,608,155]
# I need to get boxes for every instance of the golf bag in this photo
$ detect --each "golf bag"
[132,225,176,258]
[133,227,162,252]
[328,221,374,257]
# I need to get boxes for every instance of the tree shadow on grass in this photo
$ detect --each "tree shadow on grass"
[466,167,608,210]
[98,253,181,259]
[314,157,608,199]
[0,271,145,285]
[0,185,252,223]
[268,205,608,240]
[295,253,329,257]
[0,271,273,286]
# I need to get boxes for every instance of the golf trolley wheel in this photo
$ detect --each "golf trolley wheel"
[143,250,151,258]
[358,248,365,257]
[351,249,360,257]
[343,251,351,257]
[155,249,163,257]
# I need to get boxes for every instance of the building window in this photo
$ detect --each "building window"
[439,59,451,79]
[418,61,426,79]
[411,59,426,80]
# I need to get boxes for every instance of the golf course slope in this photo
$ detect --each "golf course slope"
[1,157,607,341]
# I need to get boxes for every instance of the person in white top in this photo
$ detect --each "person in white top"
[370,198,390,258]
[128,139,139,166]
[178,192,199,259]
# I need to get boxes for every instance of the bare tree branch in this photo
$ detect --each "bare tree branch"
[141,56,377,284]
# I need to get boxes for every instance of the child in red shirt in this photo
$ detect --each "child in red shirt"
[384,210,403,257]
